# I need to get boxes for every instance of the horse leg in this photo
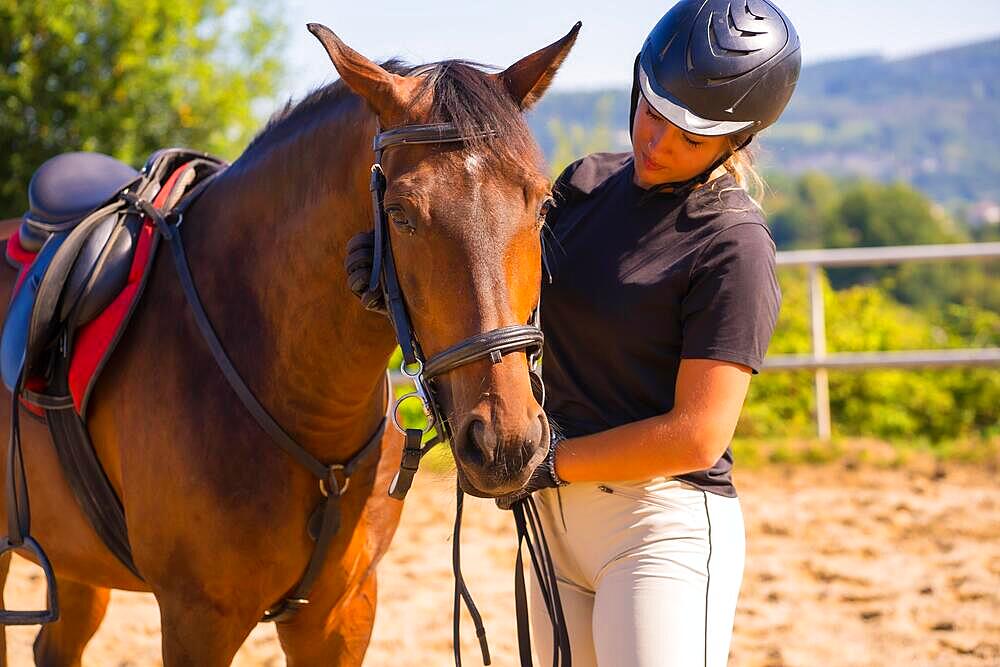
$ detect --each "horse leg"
[32,578,109,667]
[275,571,378,667]
[158,595,258,667]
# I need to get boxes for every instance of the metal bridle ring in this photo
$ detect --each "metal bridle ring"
[392,392,435,435]
[401,358,423,378]
[320,465,349,497]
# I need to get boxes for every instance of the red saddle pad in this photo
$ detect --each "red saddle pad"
[3,162,192,416]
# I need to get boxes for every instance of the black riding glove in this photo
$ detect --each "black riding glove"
[344,231,387,315]
[495,432,568,511]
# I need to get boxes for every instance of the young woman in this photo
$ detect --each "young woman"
[496,1,802,665]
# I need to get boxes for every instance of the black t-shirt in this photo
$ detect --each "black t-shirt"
[541,152,781,498]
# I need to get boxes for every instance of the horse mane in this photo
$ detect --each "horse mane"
[240,58,540,173]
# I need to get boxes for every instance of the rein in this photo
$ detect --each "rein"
[137,176,389,623]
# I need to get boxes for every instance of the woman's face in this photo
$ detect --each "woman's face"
[631,95,730,189]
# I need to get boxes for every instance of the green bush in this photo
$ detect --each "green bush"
[741,267,1000,443]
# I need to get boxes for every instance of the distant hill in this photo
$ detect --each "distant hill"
[526,38,1000,206]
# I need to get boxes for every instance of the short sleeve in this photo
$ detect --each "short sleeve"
[547,153,631,230]
[547,159,585,230]
[680,222,781,374]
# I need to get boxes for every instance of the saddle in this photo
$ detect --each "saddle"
[0,149,226,620]
[2,149,224,409]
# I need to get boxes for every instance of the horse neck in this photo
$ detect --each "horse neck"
[178,100,397,457]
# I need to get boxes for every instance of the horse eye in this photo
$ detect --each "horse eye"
[538,197,555,221]
[386,207,414,233]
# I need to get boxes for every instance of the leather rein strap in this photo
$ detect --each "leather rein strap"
[136,175,388,624]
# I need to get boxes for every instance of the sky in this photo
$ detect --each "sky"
[276,0,1000,103]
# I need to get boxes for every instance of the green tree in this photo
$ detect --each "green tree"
[766,171,841,249]
[764,173,999,311]
[740,267,1000,442]
[835,181,963,248]
[0,0,285,217]
[547,93,617,180]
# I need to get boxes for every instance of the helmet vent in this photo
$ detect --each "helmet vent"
[711,8,768,56]
[658,31,678,60]
[730,2,768,37]
[744,0,770,20]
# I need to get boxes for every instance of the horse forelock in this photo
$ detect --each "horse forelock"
[406,60,543,179]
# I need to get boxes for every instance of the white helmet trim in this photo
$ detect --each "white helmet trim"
[638,66,755,137]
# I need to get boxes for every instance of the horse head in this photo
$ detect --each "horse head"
[309,22,580,496]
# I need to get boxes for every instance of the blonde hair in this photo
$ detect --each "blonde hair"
[722,135,764,203]
[700,134,765,211]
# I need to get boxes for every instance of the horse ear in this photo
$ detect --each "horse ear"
[494,22,582,111]
[307,23,408,118]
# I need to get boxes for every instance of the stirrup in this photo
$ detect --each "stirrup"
[0,536,60,624]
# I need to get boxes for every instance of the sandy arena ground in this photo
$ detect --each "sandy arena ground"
[2,459,998,666]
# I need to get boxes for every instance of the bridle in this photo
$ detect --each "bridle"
[364,121,570,667]
[124,112,566,663]
[366,122,546,501]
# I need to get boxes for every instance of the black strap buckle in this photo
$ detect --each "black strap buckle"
[122,191,177,240]
[388,429,425,500]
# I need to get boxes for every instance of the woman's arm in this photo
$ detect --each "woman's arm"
[553,357,752,483]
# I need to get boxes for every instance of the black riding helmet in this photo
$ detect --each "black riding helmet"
[629,0,801,193]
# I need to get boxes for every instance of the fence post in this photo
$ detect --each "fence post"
[809,264,832,441]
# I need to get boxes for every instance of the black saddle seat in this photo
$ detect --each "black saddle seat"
[26,152,139,229]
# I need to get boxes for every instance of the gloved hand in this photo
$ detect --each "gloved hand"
[495,433,568,510]
[344,231,387,315]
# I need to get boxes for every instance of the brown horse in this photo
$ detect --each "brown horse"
[0,220,18,240]
[0,22,579,666]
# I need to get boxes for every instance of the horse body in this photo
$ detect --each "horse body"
[0,21,580,665]
[0,78,405,664]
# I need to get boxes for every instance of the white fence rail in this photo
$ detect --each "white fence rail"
[765,242,1000,440]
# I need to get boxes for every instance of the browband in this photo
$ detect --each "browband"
[374,123,498,152]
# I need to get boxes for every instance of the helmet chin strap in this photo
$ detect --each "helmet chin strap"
[629,53,642,142]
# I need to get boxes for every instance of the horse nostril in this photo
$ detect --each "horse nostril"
[460,417,494,468]
[529,413,546,451]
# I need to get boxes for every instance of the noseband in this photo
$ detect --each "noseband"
[365,122,546,500]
